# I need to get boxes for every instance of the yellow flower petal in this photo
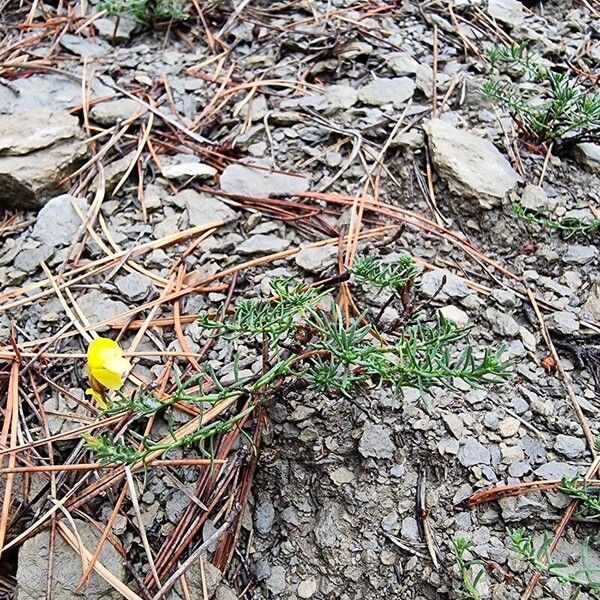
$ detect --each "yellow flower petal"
[87,337,131,392]
[86,387,107,409]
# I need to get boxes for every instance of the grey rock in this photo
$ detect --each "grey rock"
[581,279,600,322]
[485,307,519,337]
[314,502,341,548]
[548,311,579,335]
[294,245,337,273]
[267,565,287,594]
[499,496,544,522]
[13,244,53,273]
[323,85,358,110]
[297,577,317,599]
[220,163,309,197]
[43,388,86,436]
[60,33,109,57]
[358,77,415,107]
[90,151,137,194]
[387,52,420,76]
[439,305,470,327]
[0,74,111,115]
[534,462,580,479]
[91,98,142,125]
[255,496,275,535]
[214,585,237,600]
[400,516,419,541]
[0,109,81,155]
[575,143,600,173]
[487,0,525,26]
[458,437,491,467]
[94,16,137,41]
[77,290,128,328]
[0,109,87,209]
[421,269,470,300]
[115,272,153,301]
[32,195,88,248]
[182,191,236,227]
[359,423,395,459]
[171,560,222,600]
[424,118,521,208]
[154,213,181,239]
[554,434,586,459]
[241,94,268,121]
[520,184,555,212]
[237,234,290,255]
[563,244,597,265]
[161,159,217,180]
[16,519,125,600]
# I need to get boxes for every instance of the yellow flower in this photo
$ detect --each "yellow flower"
[82,433,101,451]
[86,337,131,408]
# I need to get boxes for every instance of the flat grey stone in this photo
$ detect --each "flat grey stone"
[359,423,395,459]
[13,244,53,273]
[32,195,88,248]
[487,0,525,26]
[575,143,600,173]
[267,565,287,594]
[181,190,236,227]
[424,118,521,208]
[0,109,81,155]
[554,434,586,459]
[16,519,125,600]
[161,159,217,180]
[520,184,556,212]
[237,234,290,255]
[77,290,128,328]
[534,462,580,479]
[220,163,309,197]
[358,77,415,107]
[91,98,142,125]
[60,33,110,57]
[563,244,598,265]
[547,310,579,335]
[255,495,275,535]
[421,269,470,300]
[0,108,88,209]
[581,279,600,322]
[294,245,337,273]
[387,52,420,76]
[94,16,137,41]
[485,307,519,337]
[458,437,491,467]
[323,85,358,110]
[115,271,153,301]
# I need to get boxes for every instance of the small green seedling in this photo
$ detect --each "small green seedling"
[482,43,600,150]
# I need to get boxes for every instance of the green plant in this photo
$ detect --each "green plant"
[561,477,600,518]
[452,538,486,600]
[482,43,600,149]
[84,257,510,465]
[352,254,420,294]
[509,529,600,594]
[98,0,188,25]
[512,203,600,239]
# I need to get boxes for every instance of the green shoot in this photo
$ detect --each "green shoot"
[98,0,188,25]
[560,477,600,518]
[452,538,486,600]
[482,44,600,148]
[512,203,600,239]
[352,254,420,294]
[509,529,600,593]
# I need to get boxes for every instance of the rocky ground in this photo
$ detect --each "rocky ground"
[1,0,600,599]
